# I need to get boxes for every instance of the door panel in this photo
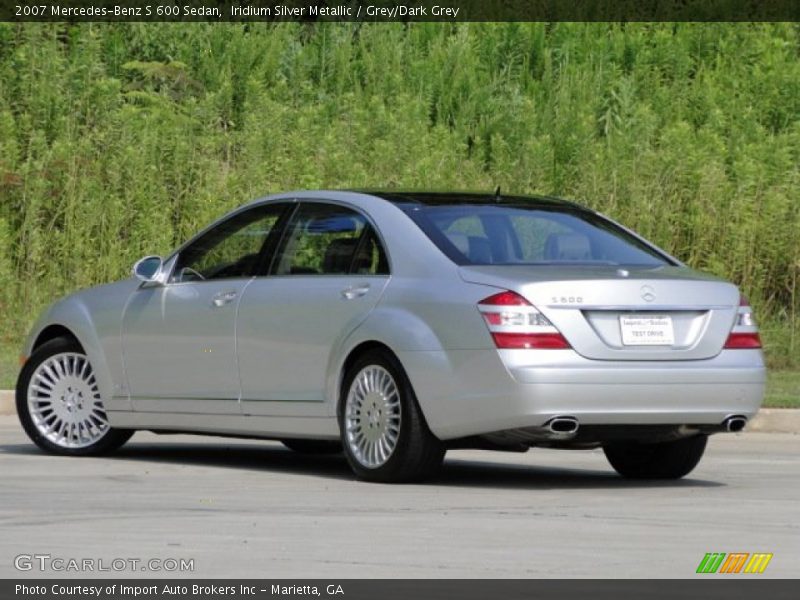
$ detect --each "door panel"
[121,202,289,413]
[237,276,388,414]
[122,280,251,413]
[237,202,390,416]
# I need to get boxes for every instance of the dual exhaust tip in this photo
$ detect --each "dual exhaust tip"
[544,416,747,436]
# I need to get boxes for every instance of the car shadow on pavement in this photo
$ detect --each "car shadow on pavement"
[437,457,725,489]
[0,440,353,482]
[122,442,357,482]
[0,440,725,489]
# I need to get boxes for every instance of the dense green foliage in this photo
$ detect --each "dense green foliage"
[0,23,798,374]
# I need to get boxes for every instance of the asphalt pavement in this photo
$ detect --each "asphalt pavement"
[0,416,797,578]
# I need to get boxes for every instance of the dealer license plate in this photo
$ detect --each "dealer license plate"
[619,315,675,346]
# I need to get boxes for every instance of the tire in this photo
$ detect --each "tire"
[338,349,445,483]
[603,434,708,480]
[281,439,342,454]
[16,337,133,456]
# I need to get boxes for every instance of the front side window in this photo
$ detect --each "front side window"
[403,204,672,267]
[171,204,285,283]
[272,203,388,276]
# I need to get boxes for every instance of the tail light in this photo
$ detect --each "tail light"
[724,295,762,349]
[478,291,571,349]
[724,332,762,349]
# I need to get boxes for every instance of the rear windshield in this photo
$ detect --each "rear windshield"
[401,204,672,267]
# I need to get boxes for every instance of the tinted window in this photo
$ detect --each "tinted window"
[171,204,285,283]
[352,229,390,275]
[273,203,388,275]
[403,205,671,267]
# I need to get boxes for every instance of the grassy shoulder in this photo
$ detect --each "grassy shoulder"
[763,371,800,408]
[0,344,17,391]
[2,343,797,408]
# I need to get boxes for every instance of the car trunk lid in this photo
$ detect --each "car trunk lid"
[461,265,739,360]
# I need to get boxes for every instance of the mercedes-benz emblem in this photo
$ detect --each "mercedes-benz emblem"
[640,285,656,303]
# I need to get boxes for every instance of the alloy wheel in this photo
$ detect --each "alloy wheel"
[344,365,402,469]
[26,352,110,449]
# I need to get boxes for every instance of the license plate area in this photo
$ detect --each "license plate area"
[619,314,675,346]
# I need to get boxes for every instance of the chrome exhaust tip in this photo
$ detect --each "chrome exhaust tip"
[723,415,747,433]
[546,416,580,435]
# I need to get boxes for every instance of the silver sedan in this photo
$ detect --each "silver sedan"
[16,191,766,482]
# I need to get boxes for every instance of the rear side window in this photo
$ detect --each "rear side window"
[273,203,389,275]
[404,205,671,267]
[352,229,390,275]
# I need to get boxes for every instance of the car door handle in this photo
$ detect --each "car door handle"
[341,285,370,300]
[211,290,238,307]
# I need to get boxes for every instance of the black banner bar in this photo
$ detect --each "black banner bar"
[3,580,799,600]
[3,0,800,23]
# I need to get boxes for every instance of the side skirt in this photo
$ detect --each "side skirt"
[107,411,340,441]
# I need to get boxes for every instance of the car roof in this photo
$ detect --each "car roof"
[354,190,586,210]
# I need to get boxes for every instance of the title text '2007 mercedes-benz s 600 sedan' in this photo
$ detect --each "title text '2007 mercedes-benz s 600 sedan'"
[17,191,765,482]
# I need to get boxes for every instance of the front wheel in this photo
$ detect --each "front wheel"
[339,349,445,483]
[17,337,133,456]
[603,435,708,480]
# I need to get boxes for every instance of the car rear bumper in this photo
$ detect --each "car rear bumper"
[398,348,766,440]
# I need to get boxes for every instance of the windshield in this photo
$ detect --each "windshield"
[401,204,673,267]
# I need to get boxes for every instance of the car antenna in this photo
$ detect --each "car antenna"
[494,185,502,203]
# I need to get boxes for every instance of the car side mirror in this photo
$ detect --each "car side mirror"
[132,255,164,284]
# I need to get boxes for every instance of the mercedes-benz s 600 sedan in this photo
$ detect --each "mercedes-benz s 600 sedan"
[17,191,766,482]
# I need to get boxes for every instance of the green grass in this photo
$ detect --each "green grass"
[0,343,18,390]
[0,23,799,363]
[764,371,800,408]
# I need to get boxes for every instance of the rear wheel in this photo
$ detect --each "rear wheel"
[281,439,341,454]
[603,435,708,480]
[17,337,133,455]
[339,349,445,483]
